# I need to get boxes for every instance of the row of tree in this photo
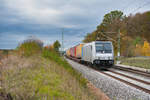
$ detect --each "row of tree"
[45,40,61,52]
[17,36,61,57]
[83,10,150,57]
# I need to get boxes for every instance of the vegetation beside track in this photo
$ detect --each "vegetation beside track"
[42,49,88,87]
[120,57,150,69]
[0,41,97,100]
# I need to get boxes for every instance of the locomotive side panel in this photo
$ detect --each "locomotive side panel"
[82,43,93,63]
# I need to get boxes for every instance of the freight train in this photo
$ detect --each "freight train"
[66,41,114,68]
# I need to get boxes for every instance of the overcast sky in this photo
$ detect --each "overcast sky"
[0,0,150,49]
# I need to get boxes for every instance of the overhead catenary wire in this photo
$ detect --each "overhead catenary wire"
[122,0,150,14]
[98,32,117,43]
[130,1,150,13]
[100,0,150,40]
[121,0,139,12]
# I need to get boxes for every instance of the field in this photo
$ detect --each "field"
[120,57,150,69]
[0,47,98,100]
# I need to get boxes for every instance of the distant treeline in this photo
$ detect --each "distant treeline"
[83,10,150,57]
[16,36,61,57]
[0,49,14,51]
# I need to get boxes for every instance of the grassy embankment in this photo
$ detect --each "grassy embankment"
[120,57,150,69]
[0,42,97,100]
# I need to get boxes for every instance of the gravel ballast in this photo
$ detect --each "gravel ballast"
[104,71,150,90]
[66,58,150,100]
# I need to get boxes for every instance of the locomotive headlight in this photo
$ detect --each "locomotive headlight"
[95,60,100,64]
[108,57,112,60]
[103,57,106,60]
[104,57,107,60]
[98,57,104,60]
[101,57,105,60]
[109,61,113,64]
[110,57,113,60]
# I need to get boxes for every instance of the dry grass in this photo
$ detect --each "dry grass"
[0,54,96,100]
[87,82,110,100]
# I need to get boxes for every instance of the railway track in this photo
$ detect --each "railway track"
[66,56,150,94]
[88,65,150,94]
[107,69,150,85]
[98,70,150,94]
[113,66,150,77]
[95,67,150,94]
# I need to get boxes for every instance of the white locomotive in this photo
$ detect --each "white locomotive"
[81,41,114,67]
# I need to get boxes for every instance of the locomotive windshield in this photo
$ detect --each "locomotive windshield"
[95,43,112,53]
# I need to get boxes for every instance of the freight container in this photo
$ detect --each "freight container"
[66,49,70,57]
[75,43,84,59]
[74,46,77,57]
[70,47,74,57]
[72,46,76,57]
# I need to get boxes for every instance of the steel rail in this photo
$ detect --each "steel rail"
[108,69,150,85]
[98,70,150,94]
[91,66,150,94]
[114,66,150,77]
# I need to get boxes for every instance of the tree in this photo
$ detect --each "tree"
[133,36,142,46]
[102,10,124,26]
[84,10,125,41]
[83,10,124,56]
[142,41,150,56]
[83,10,150,57]
[134,44,142,56]
[53,40,61,52]
[23,36,43,48]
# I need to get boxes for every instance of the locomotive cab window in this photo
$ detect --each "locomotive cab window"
[95,43,112,53]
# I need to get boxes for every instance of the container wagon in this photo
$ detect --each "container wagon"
[66,49,71,57]
[70,47,74,57]
[75,43,84,59]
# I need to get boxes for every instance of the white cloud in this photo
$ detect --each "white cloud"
[3,0,61,24]
[2,0,91,28]
[0,0,116,28]
[2,0,150,28]
[1,0,150,49]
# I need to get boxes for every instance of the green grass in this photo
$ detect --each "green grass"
[42,49,88,87]
[0,43,97,100]
[0,53,95,100]
[120,57,150,69]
